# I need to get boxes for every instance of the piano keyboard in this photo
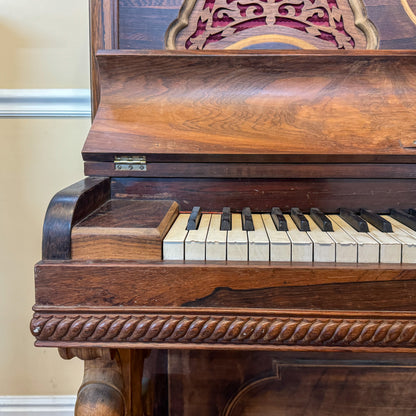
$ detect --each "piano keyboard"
[163,208,416,263]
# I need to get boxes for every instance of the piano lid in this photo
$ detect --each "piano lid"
[83,50,416,165]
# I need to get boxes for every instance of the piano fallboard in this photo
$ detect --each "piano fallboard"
[84,50,416,168]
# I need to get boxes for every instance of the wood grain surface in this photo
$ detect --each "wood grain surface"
[85,162,416,178]
[34,261,416,310]
[42,177,110,260]
[31,306,416,351]
[112,0,416,50]
[111,177,416,212]
[168,350,416,415]
[168,0,376,50]
[71,199,178,260]
[33,2,416,413]
[89,0,119,119]
[83,50,416,168]
[89,0,416,118]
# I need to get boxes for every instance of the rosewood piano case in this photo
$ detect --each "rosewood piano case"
[31,0,416,414]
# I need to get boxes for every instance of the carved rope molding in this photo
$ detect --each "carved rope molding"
[31,313,416,348]
[166,0,379,50]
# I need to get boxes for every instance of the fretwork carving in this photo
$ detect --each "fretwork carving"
[166,0,378,50]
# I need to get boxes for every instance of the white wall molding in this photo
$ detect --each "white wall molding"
[0,395,76,415]
[0,89,91,117]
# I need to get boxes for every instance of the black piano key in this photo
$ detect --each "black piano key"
[390,208,416,231]
[408,208,416,217]
[359,208,392,232]
[186,206,202,230]
[242,207,254,231]
[339,208,369,232]
[271,207,288,231]
[290,207,310,231]
[310,207,333,232]
[220,207,231,231]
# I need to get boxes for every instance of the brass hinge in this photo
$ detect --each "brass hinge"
[114,156,147,171]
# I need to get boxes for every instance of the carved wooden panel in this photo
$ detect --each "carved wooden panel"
[167,350,416,415]
[30,308,416,350]
[166,0,379,49]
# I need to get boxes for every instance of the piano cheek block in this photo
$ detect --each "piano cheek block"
[71,200,179,260]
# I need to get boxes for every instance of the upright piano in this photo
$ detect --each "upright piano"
[31,1,416,414]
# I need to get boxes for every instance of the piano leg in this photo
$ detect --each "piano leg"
[59,348,145,416]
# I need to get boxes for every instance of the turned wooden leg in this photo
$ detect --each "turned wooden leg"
[59,348,145,416]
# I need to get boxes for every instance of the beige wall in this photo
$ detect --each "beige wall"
[0,0,90,394]
[0,0,90,88]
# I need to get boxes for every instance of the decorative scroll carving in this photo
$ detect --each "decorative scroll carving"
[62,348,126,416]
[32,312,416,349]
[166,0,379,50]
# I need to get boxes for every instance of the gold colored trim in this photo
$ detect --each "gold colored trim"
[349,0,379,49]
[225,35,318,50]
[401,0,416,25]
[165,0,198,49]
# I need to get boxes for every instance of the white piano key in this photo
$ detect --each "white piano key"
[285,214,312,262]
[262,214,291,261]
[206,214,227,261]
[163,213,189,260]
[382,216,416,263]
[366,222,401,263]
[305,214,335,262]
[326,218,357,263]
[227,213,248,261]
[185,214,211,260]
[248,214,270,261]
[330,215,379,263]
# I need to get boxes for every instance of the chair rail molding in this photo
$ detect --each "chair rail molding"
[0,395,76,416]
[0,89,91,118]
